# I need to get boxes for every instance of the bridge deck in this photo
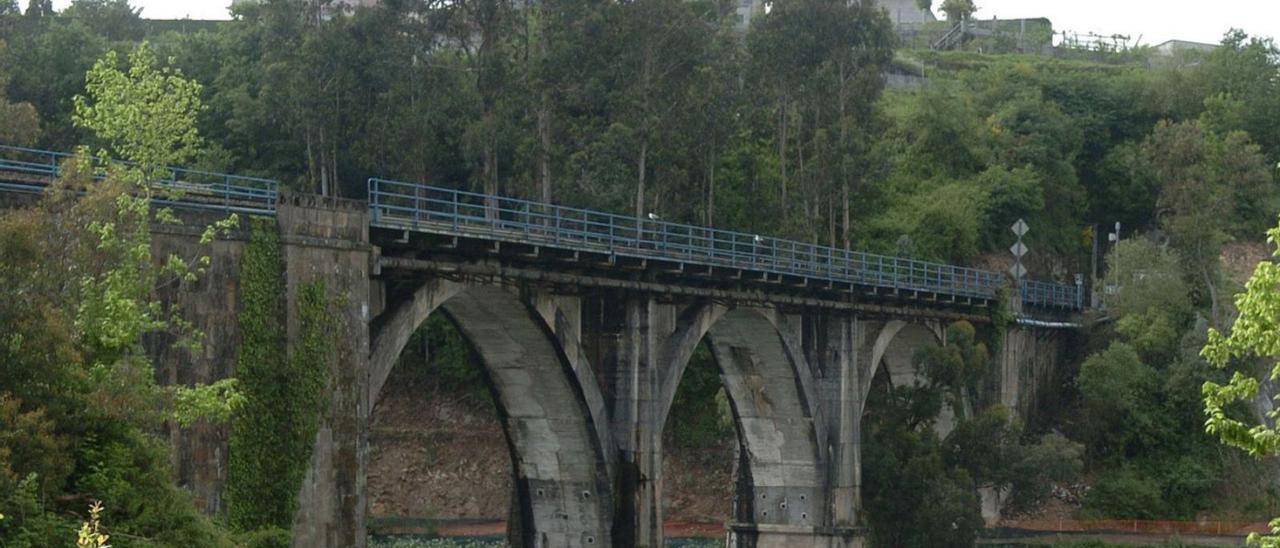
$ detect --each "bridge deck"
[0,145,278,215]
[0,144,1083,312]
[368,177,1083,311]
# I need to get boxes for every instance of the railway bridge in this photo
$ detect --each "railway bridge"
[0,146,1082,548]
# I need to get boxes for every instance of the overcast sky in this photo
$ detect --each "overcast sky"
[51,0,1280,47]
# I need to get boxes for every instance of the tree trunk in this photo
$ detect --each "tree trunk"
[538,102,552,204]
[319,125,330,197]
[304,125,316,193]
[636,136,648,220]
[838,61,851,251]
[828,199,836,248]
[1202,264,1220,329]
[706,150,716,226]
[779,98,789,208]
[483,125,498,217]
[842,181,850,250]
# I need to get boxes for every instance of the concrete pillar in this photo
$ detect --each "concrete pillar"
[810,314,865,529]
[608,297,667,548]
[276,193,371,548]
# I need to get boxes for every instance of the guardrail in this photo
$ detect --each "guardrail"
[369,177,1083,309]
[0,144,1084,311]
[1021,279,1082,309]
[0,144,278,215]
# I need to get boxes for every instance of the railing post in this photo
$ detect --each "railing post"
[450,189,458,230]
[414,185,423,228]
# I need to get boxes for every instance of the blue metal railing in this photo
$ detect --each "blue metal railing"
[1021,279,1082,309]
[0,145,279,215]
[368,177,1083,309]
[0,143,1084,311]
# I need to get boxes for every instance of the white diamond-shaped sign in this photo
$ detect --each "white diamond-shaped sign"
[1010,241,1028,258]
[1011,219,1029,237]
[1009,263,1027,279]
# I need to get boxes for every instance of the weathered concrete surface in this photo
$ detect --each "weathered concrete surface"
[117,191,1079,548]
[369,282,613,547]
[277,193,372,548]
[728,523,867,548]
[149,214,252,515]
[1000,327,1067,419]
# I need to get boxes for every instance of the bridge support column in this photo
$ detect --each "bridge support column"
[606,296,669,548]
[277,193,372,548]
[806,314,868,532]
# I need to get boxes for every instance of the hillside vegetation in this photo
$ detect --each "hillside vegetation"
[2,0,1280,546]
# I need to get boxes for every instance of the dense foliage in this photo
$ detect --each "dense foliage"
[3,0,1280,545]
[862,322,1083,547]
[226,221,334,535]
[0,35,235,547]
[1202,220,1280,547]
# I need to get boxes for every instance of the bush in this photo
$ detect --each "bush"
[75,425,234,547]
[0,473,77,548]
[238,527,291,548]
[1082,467,1165,519]
[667,343,734,449]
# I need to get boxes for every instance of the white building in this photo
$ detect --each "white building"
[734,0,766,33]
[878,0,936,25]
[1152,39,1217,56]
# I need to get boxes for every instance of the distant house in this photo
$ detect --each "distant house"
[230,0,379,20]
[878,0,936,25]
[1152,39,1217,56]
[734,0,766,33]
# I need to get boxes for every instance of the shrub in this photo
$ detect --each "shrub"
[1081,467,1165,519]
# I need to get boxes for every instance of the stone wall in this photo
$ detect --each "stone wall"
[276,192,372,548]
[998,326,1068,421]
[148,211,254,514]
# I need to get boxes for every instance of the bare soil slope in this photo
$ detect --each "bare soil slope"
[368,369,734,523]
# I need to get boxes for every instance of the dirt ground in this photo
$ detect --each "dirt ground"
[367,367,736,523]
[367,372,512,520]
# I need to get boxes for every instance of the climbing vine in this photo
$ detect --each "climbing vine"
[986,286,1014,361]
[226,219,333,535]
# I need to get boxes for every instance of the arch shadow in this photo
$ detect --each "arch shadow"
[862,320,955,435]
[657,305,825,528]
[370,282,612,547]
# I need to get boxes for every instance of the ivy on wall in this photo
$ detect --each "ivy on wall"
[226,218,333,535]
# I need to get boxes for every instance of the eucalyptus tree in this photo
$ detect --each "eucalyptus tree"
[747,0,894,245]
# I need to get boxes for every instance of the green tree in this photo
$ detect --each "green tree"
[940,0,975,22]
[747,0,894,243]
[62,0,143,42]
[5,15,109,148]
[1202,219,1280,547]
[74,41,204,177]
[1132,120,1274,326]
[0,39,41,145]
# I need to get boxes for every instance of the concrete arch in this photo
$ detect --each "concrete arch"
[862,320,959,436]
[369,282,612,547]
[656,305,825,528]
